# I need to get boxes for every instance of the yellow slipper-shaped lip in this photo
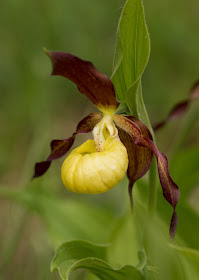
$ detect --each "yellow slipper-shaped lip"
[61,137,128,194]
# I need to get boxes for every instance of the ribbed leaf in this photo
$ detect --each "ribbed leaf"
[111,0,150,127]
[51,240,144,280]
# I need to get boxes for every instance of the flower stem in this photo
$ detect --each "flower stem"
[148,156,158,215]
[131,82,158,215]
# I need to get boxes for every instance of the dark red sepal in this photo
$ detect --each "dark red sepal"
[33,137,75,178]
[136,137,179,210]
[33,112,102,178]
[118,116,153,208]
[45,50,119,110]
[34,161,51,178]
[169,211,178,242]
[49,138,75,161]
[114,114,180,239]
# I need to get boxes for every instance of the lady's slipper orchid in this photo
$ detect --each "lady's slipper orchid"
[61,137,128,194]
[34,50,179,239]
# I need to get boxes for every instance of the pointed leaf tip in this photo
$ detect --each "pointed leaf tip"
[111,0,150,102]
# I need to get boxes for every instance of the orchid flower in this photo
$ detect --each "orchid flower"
[33,50,179,239]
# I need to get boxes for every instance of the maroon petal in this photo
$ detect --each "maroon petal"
[153,101,188,131]
[169,211,178,242]
[34,161,51,178]
[47,138,75,161]
[114,114,180,239]
[118,116,153,208]
[33,112,102,178]
[153,80,199,131]
[45,50,119,110]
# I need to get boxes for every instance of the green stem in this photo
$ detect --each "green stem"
[136,82,158,215]
[148,157,158,214]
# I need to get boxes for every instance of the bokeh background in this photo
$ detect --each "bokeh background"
[0,0,199,279]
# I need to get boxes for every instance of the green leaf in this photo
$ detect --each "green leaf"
[112,0,157,221]
[51,240,144,280]
[51,240,107,279]
[136,250,147,270]
[111,0,150,124]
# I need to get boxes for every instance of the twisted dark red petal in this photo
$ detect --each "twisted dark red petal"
[153,80,199,131]
[45,50,119,110]
[118,116,153,208]
[33,112,102,178]
[170,211,178,242]
[114,114,180,239]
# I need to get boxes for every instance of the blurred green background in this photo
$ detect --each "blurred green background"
[0,0,199,279]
